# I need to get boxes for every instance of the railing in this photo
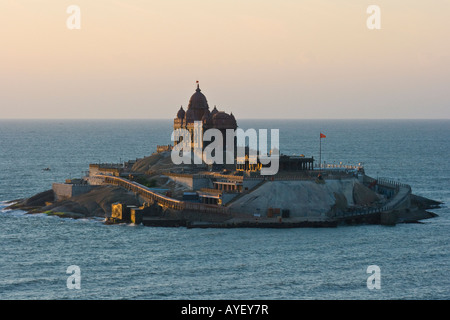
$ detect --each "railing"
[202,173,244,181]
[163,172,226,180]
[199,188,241,194]
[377,177,411,190]
[263,174,354,181]
[315,163,363,170]
[95,174,228,214]
[337,205,390,218]
[163,172,245,182]
[100,175,185,210]
[199,188,223,194]
[89,163,124,169]
[164,171,356,182]
[163,172,197,179]
[337,181,412,219]
[364,176,411,194]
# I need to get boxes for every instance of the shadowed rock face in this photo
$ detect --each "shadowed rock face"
[131,151,181,174]
[333,192,349,210]
[49,186,142,217]
[10,186,142,218]
[352,182,381,205]
[131,152,165,173]
[6,189,54,211]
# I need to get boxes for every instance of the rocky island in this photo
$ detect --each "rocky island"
[6,146,441,228]
[6,85,442,227]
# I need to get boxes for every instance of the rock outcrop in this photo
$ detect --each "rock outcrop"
[9,186,142,219]
[228,178,377,218]
[7,189,54,211]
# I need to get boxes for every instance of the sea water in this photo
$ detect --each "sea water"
[0,119,448,299]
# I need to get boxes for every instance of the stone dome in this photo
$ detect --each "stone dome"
[202,109,211,122]
[188,84,209,110]
[176,106,185,119]
[173,83,238,131]
[212,111,237,127]
[185,108,197,122]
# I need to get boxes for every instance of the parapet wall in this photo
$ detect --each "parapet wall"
[52,183,97,201]
[164,173,212,190]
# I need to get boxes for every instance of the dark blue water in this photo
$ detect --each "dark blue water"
[0,119,449,299]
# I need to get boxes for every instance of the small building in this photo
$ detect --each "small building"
[157,145,173,153]
[236,154,314,173]
[111,203,138,222]
[130,208,144,225]
[52,182,97,201]
[213,180,243,192]
[236,154,262,172]
[278,155,314,171]
[183,192,200,202]
[197,190,221,205]
[89,164,122,177]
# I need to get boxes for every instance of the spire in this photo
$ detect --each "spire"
[196,80,200,92]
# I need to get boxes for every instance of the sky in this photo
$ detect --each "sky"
[0,0,449,119]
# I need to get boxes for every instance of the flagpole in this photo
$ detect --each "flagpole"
[319,133,322,169]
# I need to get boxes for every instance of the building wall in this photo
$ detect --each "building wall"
[157,145,173,153]
[193,177,213,190]
[86,176,105,186]
[89,165,100,176]
[52,183,97,201]
[166,175,212,190]
[89,164,121,177]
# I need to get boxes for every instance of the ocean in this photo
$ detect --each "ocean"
[0,119,448,300]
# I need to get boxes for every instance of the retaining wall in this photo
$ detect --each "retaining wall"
[52,183,97,201]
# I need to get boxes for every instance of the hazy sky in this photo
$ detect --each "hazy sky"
[1,0,449,119]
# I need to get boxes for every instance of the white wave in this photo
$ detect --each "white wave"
[26,213,55,219]
[127,223,141,227]
[0,209,27,217]
[0,201,11,210]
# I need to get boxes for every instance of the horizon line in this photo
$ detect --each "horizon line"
[0,118,449,121]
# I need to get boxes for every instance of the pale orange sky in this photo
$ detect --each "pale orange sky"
[0,0,449,119]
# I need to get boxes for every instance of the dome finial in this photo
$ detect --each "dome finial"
[196,80,200,92]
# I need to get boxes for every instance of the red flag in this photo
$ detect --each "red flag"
[320,133,326,138]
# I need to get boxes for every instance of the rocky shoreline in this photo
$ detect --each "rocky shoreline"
[3,151,443,228]
[5,185,442,228]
